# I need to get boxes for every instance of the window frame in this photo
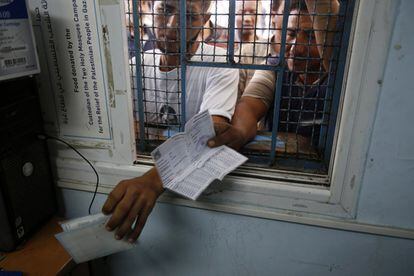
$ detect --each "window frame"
[131,0,395,217]
[133,0,352,169]
[53,0,409,237]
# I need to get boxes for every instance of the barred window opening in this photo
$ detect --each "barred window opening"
[126,0,355,178]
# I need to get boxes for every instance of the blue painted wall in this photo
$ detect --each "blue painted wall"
[355,0,414,230]
[59,190,414,276]
[57,0,414,274]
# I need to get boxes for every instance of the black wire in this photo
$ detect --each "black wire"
[40,134,99,215]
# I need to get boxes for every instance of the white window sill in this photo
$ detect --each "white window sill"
[53,157,414,240]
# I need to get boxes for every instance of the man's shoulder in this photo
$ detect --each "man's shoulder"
[142,49,162,62]
[192,43,228,63]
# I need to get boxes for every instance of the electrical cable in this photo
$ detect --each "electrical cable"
[38,134,99,215]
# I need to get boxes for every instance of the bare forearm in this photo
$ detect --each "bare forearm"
[208,97,267,150]
[232,99,264,145]
[144,167,165,195]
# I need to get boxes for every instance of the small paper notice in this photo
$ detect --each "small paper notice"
[151,110,248,200]
[55,213,135,263]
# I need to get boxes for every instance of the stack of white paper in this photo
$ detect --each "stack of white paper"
[152,110,248,200]
[55,213,135,263]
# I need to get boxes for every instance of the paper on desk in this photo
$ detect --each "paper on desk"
[152,110,248,200]
[56,213,135,263]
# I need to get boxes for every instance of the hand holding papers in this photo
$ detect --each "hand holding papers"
[56,213,136,263]
[151,110,248,200]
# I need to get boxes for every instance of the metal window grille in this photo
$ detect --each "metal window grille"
[126,0,355,175]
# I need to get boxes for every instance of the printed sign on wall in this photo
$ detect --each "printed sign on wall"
[28,0,111,141]
[0,0,40,81]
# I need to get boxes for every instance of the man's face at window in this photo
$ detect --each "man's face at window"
[154,0,208,54]
[236,1,260,37]
[273,7,322,73]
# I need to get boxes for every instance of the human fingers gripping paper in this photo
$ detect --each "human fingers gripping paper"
[152,110,248,200]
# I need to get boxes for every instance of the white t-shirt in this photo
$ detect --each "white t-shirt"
[136,43,239,126]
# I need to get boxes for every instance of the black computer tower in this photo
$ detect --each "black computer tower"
[0,77,56,252]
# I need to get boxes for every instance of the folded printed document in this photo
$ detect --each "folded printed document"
[56,213,135,263]
[152,110,248,200]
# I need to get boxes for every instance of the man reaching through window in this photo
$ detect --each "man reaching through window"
[209,0,340,150]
